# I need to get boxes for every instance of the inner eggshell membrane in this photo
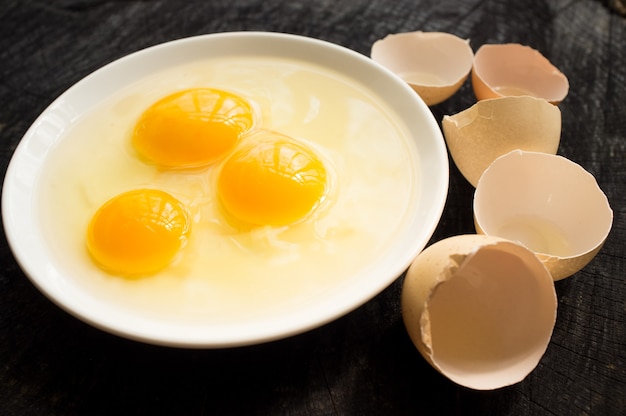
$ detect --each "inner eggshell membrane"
[472,43,569,104]
[474,150,613,280]
[370,31,473,105]
[426,244,555,389]
[402,235,557,390]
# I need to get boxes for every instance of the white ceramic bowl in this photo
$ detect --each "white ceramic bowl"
[2,32,448,347]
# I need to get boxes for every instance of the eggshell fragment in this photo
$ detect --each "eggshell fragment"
[472,43,569,104]
[442,96,561,187]
[402,234,557,390]
[371,31,473,106]
[474,150,613,280]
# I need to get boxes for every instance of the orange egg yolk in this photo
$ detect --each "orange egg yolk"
[86,189,190,276]
[132,88,254,168]
[217,134,328,227]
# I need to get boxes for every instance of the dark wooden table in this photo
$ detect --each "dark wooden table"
[1,1,624,415]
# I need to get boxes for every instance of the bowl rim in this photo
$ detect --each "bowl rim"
[1,31,449,347]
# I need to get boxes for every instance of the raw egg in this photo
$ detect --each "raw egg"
[217,131,329,228]
[38,56,417,321]
[132,88,255,168]
[86,189,190,276]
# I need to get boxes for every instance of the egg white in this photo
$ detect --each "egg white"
[38,56,418,324]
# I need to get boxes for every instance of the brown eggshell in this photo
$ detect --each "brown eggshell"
[442,96,561,187]
[472,43,569,104]
[371,31,473,106]
[402,234,557,390]
[474,150,613,280]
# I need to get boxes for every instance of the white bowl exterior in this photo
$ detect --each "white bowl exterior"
[2,32,448,347]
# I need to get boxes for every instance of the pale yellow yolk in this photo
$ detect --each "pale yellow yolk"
[217,134,328,227]
[86,189,190,276]
[132,88,254,168]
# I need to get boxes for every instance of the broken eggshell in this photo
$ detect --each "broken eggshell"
[472,43,569,104]
[402,234,557,390]
[442,95,561,187]
[474,150,613,281]
[371,31,473,106]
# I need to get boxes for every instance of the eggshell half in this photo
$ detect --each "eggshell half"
[402,234,557,390]
[442,96,561,187]
[472,43,569,104]
[371,31,473,106]
[474,150,613,280]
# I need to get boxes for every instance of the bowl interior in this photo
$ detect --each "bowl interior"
[2,32,448,347]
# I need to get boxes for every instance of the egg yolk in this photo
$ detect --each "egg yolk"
[86,189,190,276]
[132,88,254,168]
[217,133,328,227]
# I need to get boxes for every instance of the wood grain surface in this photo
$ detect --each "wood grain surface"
[0,0,624,415]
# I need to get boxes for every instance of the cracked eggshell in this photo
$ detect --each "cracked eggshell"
[442,96,561,187]
[401,234,557,390]
[371,31,473,106]
[472,43,569,104]
[474,150,613,281]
